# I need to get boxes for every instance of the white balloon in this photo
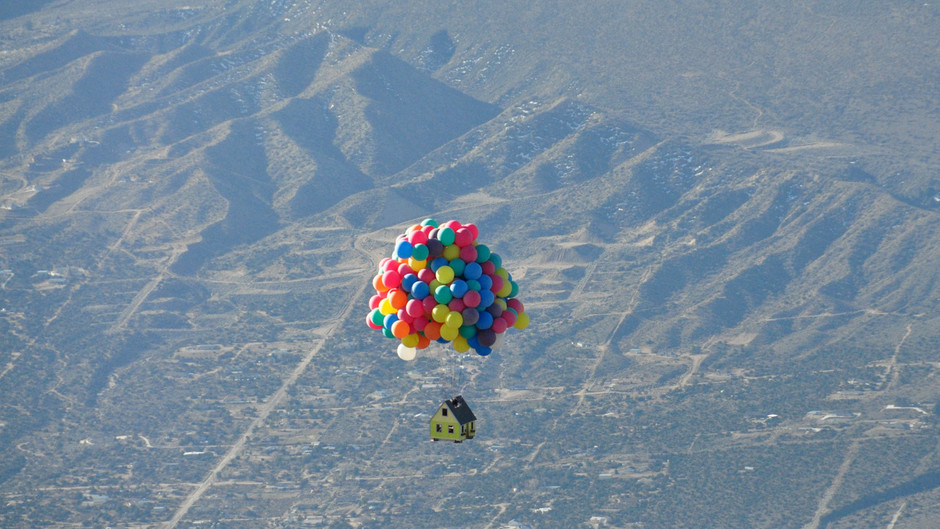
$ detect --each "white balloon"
[397,343,417,361]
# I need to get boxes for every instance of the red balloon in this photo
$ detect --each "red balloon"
[481,261,496,275]
[491,317,508,334]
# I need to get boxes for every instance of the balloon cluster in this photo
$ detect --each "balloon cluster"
[366,218,529,361]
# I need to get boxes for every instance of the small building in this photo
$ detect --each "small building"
[430,395,476,442]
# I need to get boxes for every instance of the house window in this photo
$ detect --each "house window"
[442,408,448,416]
[436,424,442,433]
[448,425,454,434]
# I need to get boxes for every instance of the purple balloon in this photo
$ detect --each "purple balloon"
[461,307,480,326]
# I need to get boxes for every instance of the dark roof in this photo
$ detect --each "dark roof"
[443,395,476,425]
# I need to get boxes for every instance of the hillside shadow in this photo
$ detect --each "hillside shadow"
[171,120,278,275]
[274,96,374,217]
[351,51,500,177]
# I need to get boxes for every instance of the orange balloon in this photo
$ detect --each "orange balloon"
[372,273,388,292]
[388,289,408,309]
[417,334,431,349]
[424,321,443,341]
[391,320,410,339]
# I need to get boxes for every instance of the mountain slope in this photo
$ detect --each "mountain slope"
[1,2,939,529]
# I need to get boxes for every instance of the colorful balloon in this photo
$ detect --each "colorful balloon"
[366,218,529,359]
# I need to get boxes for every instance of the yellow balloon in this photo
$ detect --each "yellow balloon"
[444,310,463,328]
[439,324,459,341]
[435,265,454,284]
[496,282,513,297]
[408,257,427,270]
[379,298,396,315]
[431,304,449,323]
[453,336,470,353]
[429,279,442,292]
[442,244,461,260]
[496,267,509,279]
[401,333,419,348]
[514,311,530,329]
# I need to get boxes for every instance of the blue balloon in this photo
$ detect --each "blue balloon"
[478,289,495,308]
[401,273,418,292]
[476,310,493,330]
[383,313,399,329]
[475,345,492,356]
[395,240,413,259]
[463,261,483,280]
[450,279,469,298]
[430,256,450,272]
[411,281,430,300]
[478,274,493,291]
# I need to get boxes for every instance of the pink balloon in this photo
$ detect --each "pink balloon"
[397,309,414,324]
[409,230,428,245]
[448,298,466,312]
[398,262,414,276]
[481,261,496,275]
[382,270,402,289]
[507,298,525,313]
[406,298,425,318]
[417,268,436,283]
[412,317,428,332]
[501,309,517,327]
[459,245,478,262]
[422,296,438,314]
[491,317,508,334]
[490,274,504,293]
[384,259,400,273]
[454,227,473,247]
[464,223,479,241]
[369,294,383,309]
[462,289,481,308]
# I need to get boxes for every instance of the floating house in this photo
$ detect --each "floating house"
[430,395,476,442]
